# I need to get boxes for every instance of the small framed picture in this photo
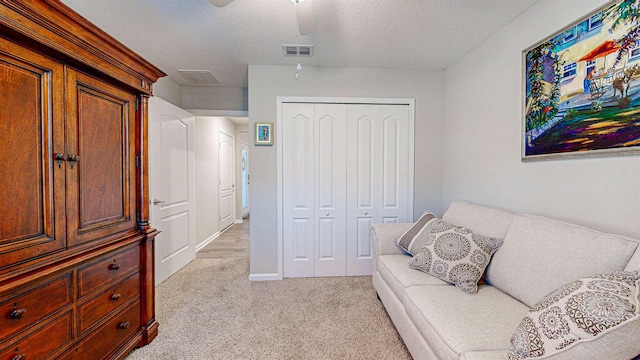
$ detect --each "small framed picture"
[255,122,273,146]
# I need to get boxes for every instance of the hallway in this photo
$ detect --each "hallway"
[196,216,250,259]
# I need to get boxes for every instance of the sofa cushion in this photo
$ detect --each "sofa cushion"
[403,285,529,359]
[508,271,640,360]
[488,214,639,307]
[408,221,503,294]
[378,255,447,301]
[396,212,437,255]
[461,351,509,360]
[442,201,515,239]
[626,246,640,272]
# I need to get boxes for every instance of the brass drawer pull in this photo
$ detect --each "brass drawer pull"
[111,293,121,301]
[109,263,120,271]
[10,308,27,319]
[118,321,130,330]
[12,354,26,360]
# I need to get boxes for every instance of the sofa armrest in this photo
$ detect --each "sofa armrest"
[370,223,412,258]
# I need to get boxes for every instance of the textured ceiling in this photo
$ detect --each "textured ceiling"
[62,0,538,88]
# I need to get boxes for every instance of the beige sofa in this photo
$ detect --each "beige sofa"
[371,201,640,360]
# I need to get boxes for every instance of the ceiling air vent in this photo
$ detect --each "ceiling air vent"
[282,44,314,57]
[178,69,220,85]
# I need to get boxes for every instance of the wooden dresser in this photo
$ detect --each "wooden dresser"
[0,1,164,359]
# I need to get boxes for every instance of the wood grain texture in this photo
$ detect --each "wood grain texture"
[197,217,250,259]
[0,38,66,270]
[0,1,161,358]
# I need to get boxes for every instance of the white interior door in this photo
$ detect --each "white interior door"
[346,104,411,276]
[281,100,413,278]
[314,104,347,277]
[282,104,352,277]
[149,97,196,286]
[218,130,235,230]
[283,103,316,277]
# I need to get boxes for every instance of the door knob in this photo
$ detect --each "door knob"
[325,212,330,216]
[364,211,368,215]
[153,199,166,205]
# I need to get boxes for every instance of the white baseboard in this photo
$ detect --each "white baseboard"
[248,273,281,281]
[196,231,220,252]
[234,218,243,224]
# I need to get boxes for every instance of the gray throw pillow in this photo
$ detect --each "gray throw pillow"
[408,219,503,294]
[395,212,437,255]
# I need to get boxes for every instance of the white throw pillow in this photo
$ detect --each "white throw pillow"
[509,270,640,360]
[407,219,503,295]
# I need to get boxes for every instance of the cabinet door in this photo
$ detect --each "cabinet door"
[0,38,66,271]
[65,69,137,246]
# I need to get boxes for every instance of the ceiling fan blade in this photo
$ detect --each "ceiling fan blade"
[208,0,234,7]
[295,0,316,35]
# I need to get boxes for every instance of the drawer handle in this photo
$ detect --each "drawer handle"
[10,308,27,319]
[111,293,121,301]
[118,321,130,330]
[109,263,120,271]
[12,354,26,360]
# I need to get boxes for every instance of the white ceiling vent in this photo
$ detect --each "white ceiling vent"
[178,69,220,85]
[282,44,314,57]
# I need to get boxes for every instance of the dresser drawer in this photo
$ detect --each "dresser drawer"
[59,300,140,360]
[0,311,72,360]
[77,272,140,333]
[78,245,139,298]
[0,273,72,343]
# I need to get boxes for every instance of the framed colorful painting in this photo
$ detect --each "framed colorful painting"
[255,122,273,146]
[523,0,640,160]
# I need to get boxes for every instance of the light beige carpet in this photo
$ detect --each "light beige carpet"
[126,258,411,360]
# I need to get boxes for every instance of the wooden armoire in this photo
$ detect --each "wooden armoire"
[0,1,164,359]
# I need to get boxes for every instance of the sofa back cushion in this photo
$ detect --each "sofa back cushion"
[442,202,515,239]
[488,214,639,307]
[625,247,640,271]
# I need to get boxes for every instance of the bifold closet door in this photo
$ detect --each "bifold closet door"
[283,103,347,278]
[346,104,411,276]
[283,102,411,278]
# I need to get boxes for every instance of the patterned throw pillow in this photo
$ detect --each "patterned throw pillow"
[407,219,503,294]
[395,212,437,255]
[509,271,640,360]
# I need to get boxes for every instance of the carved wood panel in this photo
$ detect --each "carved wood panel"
[65,69,137,246]
[0,39,66,270]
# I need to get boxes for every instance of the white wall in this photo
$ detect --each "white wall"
[194,116,238,248]
[443,0,640,239]
[152,77,248,112]
[153,77,183,108]
[183,86,248,111]
[248,64,444,277]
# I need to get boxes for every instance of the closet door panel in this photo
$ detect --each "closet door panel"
[314,105,346,277]
[378,105,410,224]
[283,103,315,277]
[346,104,411,275]
[346,106,377,276]
[0,41,66,270]
[66,69,137,246]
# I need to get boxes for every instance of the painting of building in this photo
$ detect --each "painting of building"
[524,1,640,159]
